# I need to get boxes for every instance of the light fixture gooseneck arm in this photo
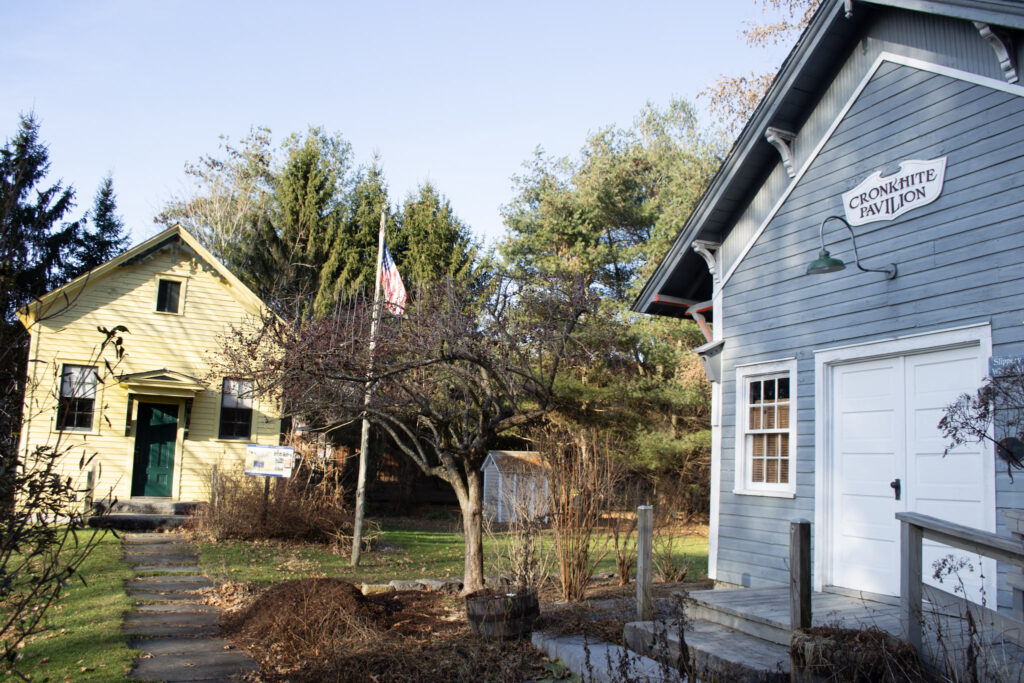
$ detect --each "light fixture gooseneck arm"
[819,215,898,280]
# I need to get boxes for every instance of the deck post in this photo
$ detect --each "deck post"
[790,518,811,631]
[900,518,923,653]
[637,505,653,621]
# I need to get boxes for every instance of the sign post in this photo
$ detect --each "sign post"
[245,445,295,522]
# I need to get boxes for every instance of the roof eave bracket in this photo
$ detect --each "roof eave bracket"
[974,21,1018,84]
[764,127,798,179]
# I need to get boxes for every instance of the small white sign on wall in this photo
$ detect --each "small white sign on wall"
[245,445,295,478]
[842,157,947,226]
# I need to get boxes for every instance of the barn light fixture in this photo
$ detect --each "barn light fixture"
[806,215,897,279]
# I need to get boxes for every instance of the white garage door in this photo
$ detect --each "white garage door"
[831,344,992,602]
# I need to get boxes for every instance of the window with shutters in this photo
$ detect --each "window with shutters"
[734,359,797,497]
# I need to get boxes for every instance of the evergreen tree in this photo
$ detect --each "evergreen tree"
[395,182,475,288]
[0,114,84,492]
[271,128,351,317]
[74,175,129,274]
[313,160,394,316]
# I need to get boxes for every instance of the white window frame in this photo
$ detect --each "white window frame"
[154,275,187,315]
[734,358,797,498]
[55,363,100,433]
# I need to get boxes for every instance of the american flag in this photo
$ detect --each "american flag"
[380,243,407,315]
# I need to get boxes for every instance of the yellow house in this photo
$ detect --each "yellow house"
[17,225,281,503]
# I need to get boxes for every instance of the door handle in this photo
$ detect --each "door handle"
[890,478,901,501]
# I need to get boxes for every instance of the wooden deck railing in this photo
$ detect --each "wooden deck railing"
[897,511,1024,652]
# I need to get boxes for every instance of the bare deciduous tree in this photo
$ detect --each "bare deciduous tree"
[215,273,595,593]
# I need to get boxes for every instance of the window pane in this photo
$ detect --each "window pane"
[778,377,790,400]
[777,403,789,429]
[749,406,761,429]
[157,280,181,313]
[749,381,761,405]
[764,379,776,401]
[766,458,779,483]
[61,365,97,399]
[220,378,253,439]
[752,456,765,483]
[765,405,776,429]
[780,455,790,483]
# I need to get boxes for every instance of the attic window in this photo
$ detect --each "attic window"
[156,279,181,314]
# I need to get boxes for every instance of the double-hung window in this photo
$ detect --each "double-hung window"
[58,364,98,431]
[219,378,253,440]
[734,359,797,497]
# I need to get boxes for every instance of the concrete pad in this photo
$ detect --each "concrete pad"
[134,603,219,613]
[624,619,790,682]
[134,565,204,574]
[129,651,258,681]
[128,637,236,655]
[532,631,683,683]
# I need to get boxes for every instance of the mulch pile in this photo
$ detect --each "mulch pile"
[219,578,547,682]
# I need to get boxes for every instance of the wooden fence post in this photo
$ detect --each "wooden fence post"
[637,505,653,621]
[790,518,811,631]
[900,518,923,653]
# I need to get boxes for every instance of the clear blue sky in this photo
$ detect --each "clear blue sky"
[2,1,792,246]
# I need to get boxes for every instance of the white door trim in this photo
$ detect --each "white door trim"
[812,323,994,592]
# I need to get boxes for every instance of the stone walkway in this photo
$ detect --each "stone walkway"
[122,533,258,682]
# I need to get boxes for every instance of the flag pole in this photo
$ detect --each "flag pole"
[352,209,386,566]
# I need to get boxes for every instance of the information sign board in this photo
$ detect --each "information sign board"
[245,445,295,478]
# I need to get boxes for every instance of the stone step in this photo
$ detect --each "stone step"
[128,651,258,681]
[128,575,213,591]
[133,564,204,574]
[135,603,219,613]
[102,498,202,516]
[127,637,237,656]
[123,533,187,544]
[125,552,200,565]
[624,619,790,682]
[90,513,189,531]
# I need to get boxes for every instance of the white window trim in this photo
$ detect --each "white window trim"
[734,357,798,498]
[52,361,103,435]
[153,275,188,315]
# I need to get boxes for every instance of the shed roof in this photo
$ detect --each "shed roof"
[481,451,549,475]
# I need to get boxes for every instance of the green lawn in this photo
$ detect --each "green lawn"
[9,530,135,682]
[197,520,708,589]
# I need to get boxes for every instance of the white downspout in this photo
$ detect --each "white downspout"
[692,240,723,583]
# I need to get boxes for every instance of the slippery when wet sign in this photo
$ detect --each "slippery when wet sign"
[842,157,947,226]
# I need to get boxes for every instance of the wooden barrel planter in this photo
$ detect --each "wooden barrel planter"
[465,589,539,639]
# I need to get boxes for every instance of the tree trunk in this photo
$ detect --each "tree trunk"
[459,466,485,594]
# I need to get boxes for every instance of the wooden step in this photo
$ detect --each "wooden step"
[684,588,792,645]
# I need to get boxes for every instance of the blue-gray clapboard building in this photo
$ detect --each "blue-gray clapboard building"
[635,0,1024,612]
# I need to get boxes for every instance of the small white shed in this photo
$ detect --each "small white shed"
[481,451,549,524]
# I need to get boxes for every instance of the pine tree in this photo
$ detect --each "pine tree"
[312,160,394,317]
[74,175,129,274]
[396,182,475,288]
[0,113,84,496]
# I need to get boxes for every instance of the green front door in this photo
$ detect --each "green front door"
[132,403,178,497]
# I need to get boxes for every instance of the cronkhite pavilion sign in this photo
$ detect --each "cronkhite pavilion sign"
[842,157,947,226]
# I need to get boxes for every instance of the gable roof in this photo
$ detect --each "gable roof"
[18,225,269,327]
[634,0,1024,317]
[481,451,548,475]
